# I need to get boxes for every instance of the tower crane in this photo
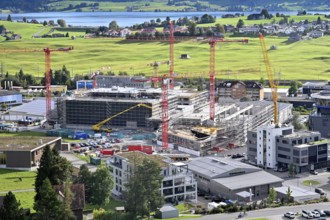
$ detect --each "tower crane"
[208,37,248,121]
[169,21,175,89]
[0,47,73,120]
[147,60,170,87]
[259,33,278,126]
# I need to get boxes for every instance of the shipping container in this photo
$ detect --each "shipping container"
[127,145,154,154]
[100,149,115,156]
[90,157,101,165]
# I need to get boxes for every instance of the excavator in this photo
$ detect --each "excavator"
[91,103,152,132]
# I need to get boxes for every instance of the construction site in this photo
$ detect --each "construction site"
[0,22,292,157]
[51,27,292,156]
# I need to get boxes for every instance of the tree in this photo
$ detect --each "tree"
[34,178,63,220]
[125,157,164,217]
[292,114,305,130]
[65,32,69,37]
[259,77,266,86]
[215,23,225,34]
[90,166,113,205]
[109,20,119,30]
[6,14,12,22]
[23,17,27,22]
[75,164,93,202]
[268,187,277,204]
[236,19,244,28]
[0,191,23,220]
[43,20,48,26]
[75,165,113,205]
[261,9,270,19]
[286,186,293,203]
[188,22,197,36]
[288,80,300,96]
[317,16,322,25]
[1,103,7,110]
[57,19,67,27]
[35,145,72,203]
[61,183,76,220]
[288,163,296,177]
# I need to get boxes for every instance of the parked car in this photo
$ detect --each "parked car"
[314,209,326,217]
[311,211,320,218]
[315,188,325,196]
[284,212,295,219]
[302,210,314,219]
[310,170,318,175]
[324,210,330,216]
[278,167,289,172]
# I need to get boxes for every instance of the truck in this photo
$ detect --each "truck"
[127,145,154,154]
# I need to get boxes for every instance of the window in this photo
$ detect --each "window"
[293,150,299,156]
[301,157,308,163]
[278,154,290,159]
[282,140,288,144]
[301,150,308,156]
[278,146,290,152]
[293,157,299,163]
[314,137,319,142]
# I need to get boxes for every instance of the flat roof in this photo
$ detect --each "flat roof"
[213,171,283,190]
[117,151,168,167]
[0,90,21,96]
[275,185,319,197]
[8,99,54,116]
[0,136,61,151]
[187,157,260,179]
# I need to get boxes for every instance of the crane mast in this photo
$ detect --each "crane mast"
[169,21,175,90]
[259,33,278,126]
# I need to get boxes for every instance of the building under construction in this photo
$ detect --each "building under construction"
[58,76,292,155]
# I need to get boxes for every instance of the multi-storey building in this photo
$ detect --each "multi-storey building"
[309,90,330,138]
[217,80,264,101]
[247,126,330,172]
[96,75,152,89]
[108,151,197,203]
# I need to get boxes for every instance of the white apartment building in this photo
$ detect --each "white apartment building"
[108,151,197,203]
[256,125,294,169]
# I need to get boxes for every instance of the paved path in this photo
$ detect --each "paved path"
[0,188,34,194]
[184,202,330,220]
[60,152,97,172]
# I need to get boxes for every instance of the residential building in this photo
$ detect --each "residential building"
[108,151,197,203]
[302,81,330,95]
[238,27,260,34]
[263,88,289,100]
[309,90,330,138]
[187,157,283,201]
[309,30,324,38]
[247,125,330,172]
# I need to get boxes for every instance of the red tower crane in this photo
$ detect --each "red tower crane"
[0,47,73,120]
[169,21,175,90]
[208,37,248,121]
[44,47,74,120]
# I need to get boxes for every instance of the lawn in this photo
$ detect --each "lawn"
[0,131,46,138]
[0,169,36,192]
[303,180,320,186]
[0,17,329,81]
[85,199,125,211]
[15,191,35,212]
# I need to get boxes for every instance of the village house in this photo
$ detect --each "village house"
[309,30,324,38]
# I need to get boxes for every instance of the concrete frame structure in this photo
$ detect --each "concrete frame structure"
[96,75,152,89]
[108,151,197,203]
[217,81,264,101]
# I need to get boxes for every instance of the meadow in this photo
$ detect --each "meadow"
[0,14,329,81]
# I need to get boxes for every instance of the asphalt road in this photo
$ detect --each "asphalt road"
[185,202,330,220]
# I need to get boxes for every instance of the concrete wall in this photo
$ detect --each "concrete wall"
[309,115,330,138]
[6,151,31,168]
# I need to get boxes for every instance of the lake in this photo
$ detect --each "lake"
[0,11,328,27]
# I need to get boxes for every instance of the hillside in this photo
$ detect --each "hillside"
[0,0,329,13]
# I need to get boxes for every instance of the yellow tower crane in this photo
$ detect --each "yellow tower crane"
[259,33,278,126]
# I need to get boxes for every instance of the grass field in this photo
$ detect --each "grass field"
[0,169,36,211]
[303,180,320,186]
[0,15,329,81]
[0,131,46,138]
